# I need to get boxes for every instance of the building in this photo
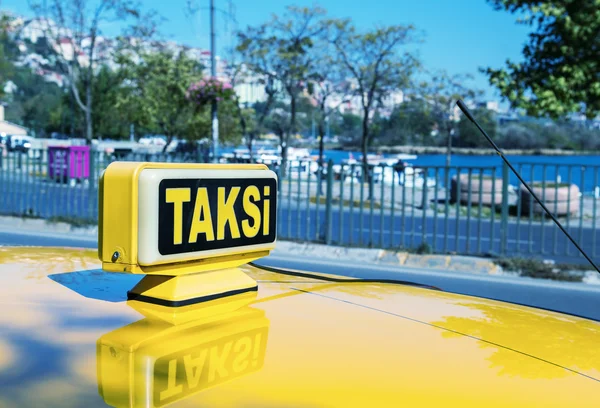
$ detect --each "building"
[20,18,70,44]
[235,81,268,105]
[476,100,500,113]
[0,106,29,136]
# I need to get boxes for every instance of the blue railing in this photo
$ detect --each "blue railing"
[0,148,598,265]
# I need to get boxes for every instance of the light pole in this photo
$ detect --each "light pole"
[210,0,219,162]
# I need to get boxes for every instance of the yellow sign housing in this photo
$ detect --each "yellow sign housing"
[98,162,278,306]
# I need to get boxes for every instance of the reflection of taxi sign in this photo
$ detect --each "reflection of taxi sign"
[98,304,269,408]
[154,326,267,406]
[99,162,277,273]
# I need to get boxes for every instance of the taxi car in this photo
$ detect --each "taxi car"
[0,162,599,407]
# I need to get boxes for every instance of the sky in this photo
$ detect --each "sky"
[1,0,531,100]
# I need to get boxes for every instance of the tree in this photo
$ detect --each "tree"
[331,21,419,180]
[29,0,152,143]
[484,0,600,119]
[4,66,65,137]
[91,66,133,140]
[226,58,278,162]
[414,71,479,166]
[237,5,327,175]
[247,77,278,157]
[118,49,203,151]
[332,111,362,146]
[380,100,437,146]
[497,122,546,150]
[119,49,242,152]
[263,103,290,146]
[457,107,497,148]
[495,120,600,151]
[0,12,13,99]
[307,25,351,182]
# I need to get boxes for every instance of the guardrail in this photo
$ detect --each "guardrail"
[0,148,598,265]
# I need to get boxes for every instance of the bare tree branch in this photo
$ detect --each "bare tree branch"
[27,0,152,142]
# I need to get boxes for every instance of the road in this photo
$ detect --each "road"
[1,176,599,265]
[0,228,599,322]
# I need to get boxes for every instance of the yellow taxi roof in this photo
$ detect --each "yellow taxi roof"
[0,246,599,407]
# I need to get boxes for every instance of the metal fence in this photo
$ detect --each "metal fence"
[1,148,599,265]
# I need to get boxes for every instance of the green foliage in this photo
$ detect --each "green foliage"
[4,66,65,137]
[495,257,585,282]
[415,71,480,136]
[263,102,290,139]
[0,15,11,99]
[28,0,153,142]
[496,120,600,150]
[119,50,197,146]
[485,0,600,118]
[329,112,362,146]
[91,66,133,140]
[46,215,96,228]
[415,242,432,255]
[118,49,243,147]
[457,108,497,148]
[331,20,420,172]
[378,100,437,147]
[237,6,327,171]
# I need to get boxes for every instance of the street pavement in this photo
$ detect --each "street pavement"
[0,227,599,322]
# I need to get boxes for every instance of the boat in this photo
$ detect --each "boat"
[334,152,435,188]
[221,147,319,177]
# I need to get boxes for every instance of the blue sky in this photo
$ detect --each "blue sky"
[2,0,530,99]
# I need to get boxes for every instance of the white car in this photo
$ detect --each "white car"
[139,136,167,146]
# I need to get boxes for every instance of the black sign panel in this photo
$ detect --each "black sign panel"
[158,178,277,256]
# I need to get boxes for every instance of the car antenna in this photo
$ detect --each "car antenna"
[456,99,600,274]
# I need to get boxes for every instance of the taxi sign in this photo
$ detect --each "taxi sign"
[99,162,277,274]
[147,171,276,264]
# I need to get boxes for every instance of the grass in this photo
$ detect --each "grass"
[430,202,583,222]
[430,202,494,218]
[3,212,95,228]
[456,175,496,180]
[310,196,382,209]
[530,182,571,188]
[46,215,96,228]
[5,210,38,219]
[414,242,432,255]
[494,257,588,282]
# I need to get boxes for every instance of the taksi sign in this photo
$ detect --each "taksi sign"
[157,178,275,257]
[99,163,278,274]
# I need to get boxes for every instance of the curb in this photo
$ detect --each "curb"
[0,216,499,275]
[0,216,97,236]
[377,249,499,275]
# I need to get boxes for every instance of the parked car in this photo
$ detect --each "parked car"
[7,135,33,152]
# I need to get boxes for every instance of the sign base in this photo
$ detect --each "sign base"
[127,291,258,325]
[127,267,258,307]
[102,250,270,275]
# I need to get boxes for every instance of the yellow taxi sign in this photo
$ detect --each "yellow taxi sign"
[143,169,276,265]
[99,162,277,275]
